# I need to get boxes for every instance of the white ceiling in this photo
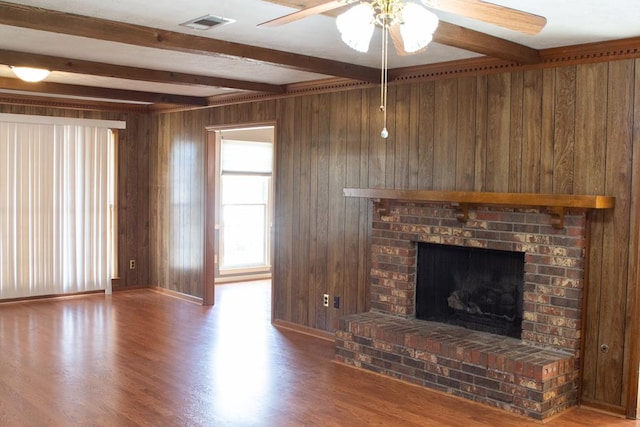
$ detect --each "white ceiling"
[1,0,639,104]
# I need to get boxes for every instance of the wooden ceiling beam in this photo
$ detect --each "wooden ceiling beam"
[0,50,285,94]
[433,22,541,65]
[0,77,209,106]
[0,1,380,83]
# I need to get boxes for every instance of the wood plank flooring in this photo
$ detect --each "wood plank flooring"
[0,280,638,426]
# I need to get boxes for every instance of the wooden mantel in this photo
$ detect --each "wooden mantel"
[343,188,615,229]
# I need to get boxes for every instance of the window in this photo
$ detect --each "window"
[219,137,273,273]
[0,114,124,298]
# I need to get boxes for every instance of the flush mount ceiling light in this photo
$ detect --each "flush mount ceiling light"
[336,0,438,138]
[10,66,51,83]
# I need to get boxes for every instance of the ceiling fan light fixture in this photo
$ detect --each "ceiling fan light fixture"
[400,3,439,53]
[334,0,439,138]
[10,66,51,83]
[336,3,375,53]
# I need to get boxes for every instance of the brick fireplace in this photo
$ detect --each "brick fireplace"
[335,189,613,420]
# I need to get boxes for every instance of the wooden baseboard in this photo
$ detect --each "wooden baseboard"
[579,399,628,418]
[148,286,203,304]
[112,284,149,292]
[272,319,335,342]
[0,289,105,304]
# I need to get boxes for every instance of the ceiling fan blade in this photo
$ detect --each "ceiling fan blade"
[388,24,427,56]
[425,0,546,35]
[258,0,345,27]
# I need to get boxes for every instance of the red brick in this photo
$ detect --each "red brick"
[345,200,585,416]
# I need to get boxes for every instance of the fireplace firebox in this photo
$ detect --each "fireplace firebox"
[416,243,524,338]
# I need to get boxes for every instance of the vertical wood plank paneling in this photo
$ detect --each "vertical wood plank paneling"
[150,113,168,289]
[358,88,372,313]
[203,130,215,305]
[509,71,524,192]
[576,62,609,402]
[522,70,543,193]
[368,86,386,188]
[573,64,608,399]
[315,93,331,329]
[308,94,321,329]
[327,91,347,329]
[345,89,363,315]
[624,58,640,418]
[291,96,308,325]
[552,66,577,194]
[208,105,223,126]
[151,113,164,290]
[417,81,435,189]
[169,113,180,289]
[433,79,457,190]
[584,207,605,399]
[360,87,373,186]
[186,111,206,296]
[408,83,421,190]
[158,110,206,297]
[474,75,488,191]
[394,83,411,189]
[385,86,397,187]
[540,69,556,193]
[596,60,634,405]
[574,63,608,193]
[275,98,296,324]
[456,77,476,190]
[250,101,270,122]
[297,95,313,326]
[225,104,238,124]
[116,111,151,289]
[485,73,511,192]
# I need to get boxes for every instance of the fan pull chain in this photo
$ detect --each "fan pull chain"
[380,22,389,139]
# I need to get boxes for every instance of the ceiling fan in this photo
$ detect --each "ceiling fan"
[259,0,547,56]
[259,0,546,139]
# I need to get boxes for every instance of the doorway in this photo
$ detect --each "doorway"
[204,124,275,306]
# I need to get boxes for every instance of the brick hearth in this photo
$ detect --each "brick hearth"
[335,200,587,420]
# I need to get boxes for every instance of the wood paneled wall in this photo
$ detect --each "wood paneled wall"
[148,59,639,413]
[147,102,276,296]
[2,56,638,414]
[0,104,151,291]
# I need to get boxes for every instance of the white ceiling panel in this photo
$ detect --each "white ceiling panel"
[0,0,638,105]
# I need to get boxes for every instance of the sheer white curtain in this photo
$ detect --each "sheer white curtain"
[0,114,124,299]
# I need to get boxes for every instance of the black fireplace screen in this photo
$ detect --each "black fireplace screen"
[416,243,524,338]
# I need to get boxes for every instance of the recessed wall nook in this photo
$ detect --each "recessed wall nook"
[335,188,614,420]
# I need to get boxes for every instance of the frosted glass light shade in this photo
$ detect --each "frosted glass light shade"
[400,3,439,53]
[336,3,375,53]
[10,66,51,83]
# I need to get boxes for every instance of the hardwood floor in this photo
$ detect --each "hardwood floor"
[0,280,638,426]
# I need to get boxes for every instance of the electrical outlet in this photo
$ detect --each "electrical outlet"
[333,296,340,309]
[129,259,136,269]
[323,293,329,307]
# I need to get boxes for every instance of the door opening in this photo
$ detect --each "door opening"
[204,124,275,308]
[217,127,274,281]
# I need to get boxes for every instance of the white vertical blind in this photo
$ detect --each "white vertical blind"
[0,115,120,298]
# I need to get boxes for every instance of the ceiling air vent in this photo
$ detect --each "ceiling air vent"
[180,15,234,31]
